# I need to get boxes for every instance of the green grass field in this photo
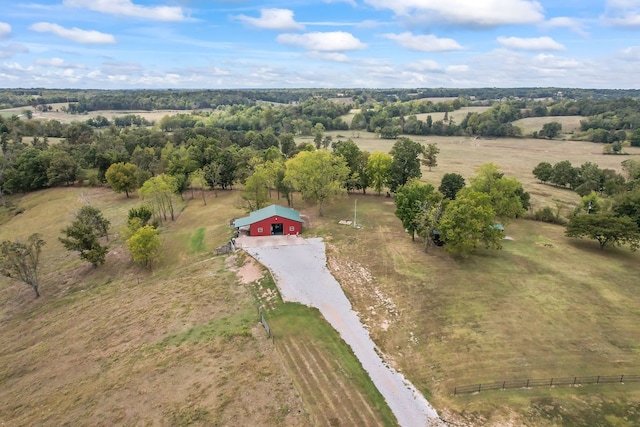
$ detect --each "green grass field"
[513,115,585,137]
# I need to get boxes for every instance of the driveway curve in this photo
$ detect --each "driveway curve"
[245,237,442,427]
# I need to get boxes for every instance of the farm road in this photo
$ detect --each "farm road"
[246,238,442,427]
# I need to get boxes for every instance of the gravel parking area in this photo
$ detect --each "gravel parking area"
[245,237,442,427]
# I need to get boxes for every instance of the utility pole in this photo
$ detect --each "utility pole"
[353,199,357,228]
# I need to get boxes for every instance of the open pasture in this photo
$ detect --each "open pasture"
[327,131,640,215]
[0,104,206,124]
[310,194,640,426]
[513,115,585,137]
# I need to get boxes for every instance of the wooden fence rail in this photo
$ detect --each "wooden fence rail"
[454,374,640,395]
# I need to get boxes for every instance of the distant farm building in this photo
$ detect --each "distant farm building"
[233,205,303,236]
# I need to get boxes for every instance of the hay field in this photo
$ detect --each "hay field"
[413,106,491,123]
[0,104,206,124]
[326,131,639,215]
[514,116,585,137]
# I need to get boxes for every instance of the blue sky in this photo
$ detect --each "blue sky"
[1,0,639,89]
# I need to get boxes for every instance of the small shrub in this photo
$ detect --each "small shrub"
[531,206,566,225]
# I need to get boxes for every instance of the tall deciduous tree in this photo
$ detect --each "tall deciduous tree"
[127,225,161,269]
[189,168,209,205]
[565,211,640,250]
[439,173,465,200]
[366,151,393,195]
[242,167,270,212]
[0,234,45,298]
[422,143,439,171]
[469,163,526,220]
[532,162,553,183]
[389,137,424,191]
[59,206,110,267]
[139,174,178,222]
[394,179,438,241]
[438,189,503,256]
[284,150,349,216]
[105,162,139,198]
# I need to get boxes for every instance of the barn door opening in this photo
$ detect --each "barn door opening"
[271,223,284,235]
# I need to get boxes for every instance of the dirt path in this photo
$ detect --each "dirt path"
[246,238,443,427]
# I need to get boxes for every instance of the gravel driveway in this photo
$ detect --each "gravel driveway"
[245,238,442,427]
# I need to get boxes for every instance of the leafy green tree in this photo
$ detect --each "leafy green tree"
[77,205,111,240]
[189,168,209,205]
[313,123,325,149]
[333,139,369,193]
[565,211,640,250]
[389,137,424,191]
[46,150,77,186]
[551,160,579,189]
[438,189,503,256]
[438,173,465,200]
[128,205,153,226]
[366,151,393,195]
[59,206,110,267]
[242,168,270,212]
[416,198,444,253]
[394,179,438,241]
[105,162,139,198]
[127,225,161,268]
[284,150,349,216]
[279,133,296,157]
[0,234,45,298]
[532,162,553,183]
[469,163,525,220]
[422,143,439,171]
[539,122,562,138]
[139,174,179,222]
[612,189,640,228]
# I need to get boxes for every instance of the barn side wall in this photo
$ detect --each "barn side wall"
[249,216,302,236]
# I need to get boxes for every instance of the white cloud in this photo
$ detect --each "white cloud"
[29,22,116,44]
[497,36,565,51]
[0,22,11,38]
[532,53,580,69]
[63,0,187,22]
[277,31,366,51]
[308,51,350,62]
[364,0,544,27]
[542,17,588,36]
[236,8,304,31]
[406,59,442,72]
[383,32,462,52]
[603,0,640,27]
[324,0,357,6]
[446,64,469,73]
[36,57,86,69]
[619,46,640,61]
[0,43,28,59]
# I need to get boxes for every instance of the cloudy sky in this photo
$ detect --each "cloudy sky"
[1,0,640,89]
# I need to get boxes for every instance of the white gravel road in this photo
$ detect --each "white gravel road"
[245,237,442,427]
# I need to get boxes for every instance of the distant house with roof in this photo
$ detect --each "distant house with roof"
[233,205,303,236]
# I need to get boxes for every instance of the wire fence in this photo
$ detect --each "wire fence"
[453,375,640,395]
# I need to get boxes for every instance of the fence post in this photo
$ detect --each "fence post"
[597,376,600,384]
[620,375,624,383]
[550,378,554,387]
[454,387,457,396]
[526,379,529,388]
[502,381,506,390]
[573,377,577,385]
[478,384,482,393]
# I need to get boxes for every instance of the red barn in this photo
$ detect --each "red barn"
[233,205,303,236]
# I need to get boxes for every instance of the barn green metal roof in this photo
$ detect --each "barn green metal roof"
[233,205,302,228]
